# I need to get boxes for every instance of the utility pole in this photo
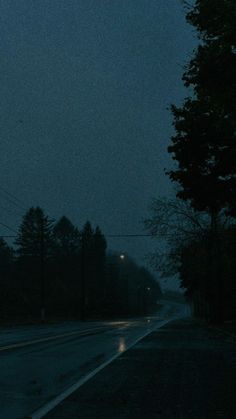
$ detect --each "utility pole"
[40,219,45,323]
[80,234,85,321]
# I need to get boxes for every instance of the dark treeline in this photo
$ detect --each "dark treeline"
[0,207,162,323]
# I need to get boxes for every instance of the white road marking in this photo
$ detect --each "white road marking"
[28,318,174,419]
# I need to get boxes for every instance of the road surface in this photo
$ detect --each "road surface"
[0,301,188,418]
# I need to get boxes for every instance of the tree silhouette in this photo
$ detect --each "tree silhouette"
[53,216,80,257]
[81,222,107,316]
[0,239,14,320]
[51,216,81,317]
[92,226,107,313]
[15,207,54,319]
[16,207,53,259]
[168,0,236,216]
[166,1,236,322]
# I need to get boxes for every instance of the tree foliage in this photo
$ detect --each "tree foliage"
[53,216,80,257]
[168,0,236,215]
[145,196,236,321]
[16,207,53,259]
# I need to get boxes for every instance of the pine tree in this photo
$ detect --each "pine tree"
[51,216,81,317]
[0,239,14,319]
[53,216,80,257]
[16,207,53,259]
[0,238,13,274]
[15,207,54,319]
[92,226,107,311]
[81,222,107,316]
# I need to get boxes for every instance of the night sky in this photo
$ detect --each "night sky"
[0,0,196,289]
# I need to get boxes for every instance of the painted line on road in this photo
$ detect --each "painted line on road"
[0,326,110,353]
[28,318,174,419]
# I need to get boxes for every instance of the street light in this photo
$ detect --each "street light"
[120,254,125,260]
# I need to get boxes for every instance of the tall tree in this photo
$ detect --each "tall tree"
[51,216,81,317]
[168,0,236,216]
[184,0,236,112]
[92,226,107,312]
[0,239,14,319]
[81,221,95,316]
[15,207,53,319]
[167,1,236,321]
[16,207,53,259]
[81,222,107,316]
[0,238,13,274]
[168,97,236,214]
[53,216,80,257]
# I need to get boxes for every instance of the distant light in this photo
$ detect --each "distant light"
[147,287,151,291]
[120,254,125,260]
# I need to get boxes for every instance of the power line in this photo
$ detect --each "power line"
[0,186,55,224]
[0,204,24,218]
[0,222,18,234]
[0,188,189,240]
[0,188,24,236]
[105,233,177,238]
[1,194,25,211]
[0,190,27,212]
[0,186,27,210]
[106,234,153,237]
[0,232,179,239]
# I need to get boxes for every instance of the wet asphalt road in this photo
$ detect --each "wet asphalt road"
[46,318,236,419]
[0,302,187,418]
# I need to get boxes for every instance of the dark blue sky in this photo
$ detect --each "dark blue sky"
[0,0,196,289]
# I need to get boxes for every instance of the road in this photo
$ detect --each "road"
[0,301,188,418]
[45,316,236,419]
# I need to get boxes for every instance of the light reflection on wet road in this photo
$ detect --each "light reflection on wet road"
[0,302,188,418]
